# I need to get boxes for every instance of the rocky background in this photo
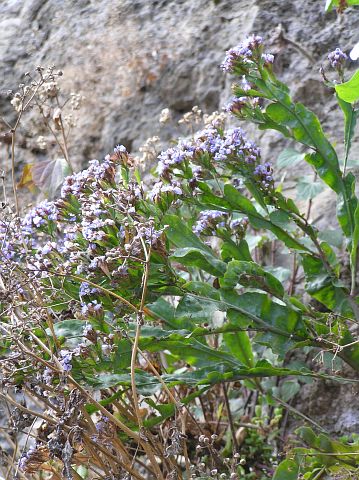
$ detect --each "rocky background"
[1,0,359,435]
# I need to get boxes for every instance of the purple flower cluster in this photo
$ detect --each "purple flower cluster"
[150,121,274,204]
[149,180,183,201]
[22,200,58,235]
[157,141,196,176]
[79,282,98,297]
[59,350,73,372]
[155,124,260,185]
[60,156,117,198]
[193,210,227,236]
[81,300,103,317]
[196,126,260,164]
[254,162,274,189]
[193,211,249,239]
[221,35,263,72]
[328,48,347,69]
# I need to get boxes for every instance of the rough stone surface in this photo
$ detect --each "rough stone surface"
[1,0,359,435]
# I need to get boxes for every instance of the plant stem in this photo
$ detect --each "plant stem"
[222,382,239,452]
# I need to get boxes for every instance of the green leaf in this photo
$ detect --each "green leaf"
[325,0,336,11]
[296,176,324,201]
[49,319,85,338]
[165,214,226,276]
[318,229,344,248]
[221,238,252,262]
[141,334,241,369]
[171,247,226,277]
[223,310,254,367]
[145,297,178,330]
[335,69,359,103]
[336,95,357,172]
[279,380,300,402]
[277,148,304,168]
[296,426,359,466]
[350,201,359,295]
[223,184,310,252]
[164,214,214,251]
[221,260,285,299]
[221,291,307,355]
[336,172,357,238]
[301,253,352,315]
[84,371,161,396]
[273,459,299,480]
[175,293,220,326]
[113,339,132,371]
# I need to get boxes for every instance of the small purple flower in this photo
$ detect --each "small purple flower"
[328,48,347,69]
[59,350,73,372]
[117,264,128,276]
[262,53,274,65]
[22,200,58,235]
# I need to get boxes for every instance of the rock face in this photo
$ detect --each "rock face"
[0,0,358,167]
[1,0,359,434]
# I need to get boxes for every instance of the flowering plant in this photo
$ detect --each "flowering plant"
[1,35,359,479]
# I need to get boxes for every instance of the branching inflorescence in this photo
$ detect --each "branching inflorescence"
[1,32,359,480]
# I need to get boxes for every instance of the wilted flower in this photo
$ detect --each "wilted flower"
[159,108,171,123]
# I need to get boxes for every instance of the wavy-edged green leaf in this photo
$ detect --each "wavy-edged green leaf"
[350,192,359,295]
[221,260,285,299]
[221,237,252,262]
[296,426,359,468]
[273,459,299,480]
[171,246,226,277]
